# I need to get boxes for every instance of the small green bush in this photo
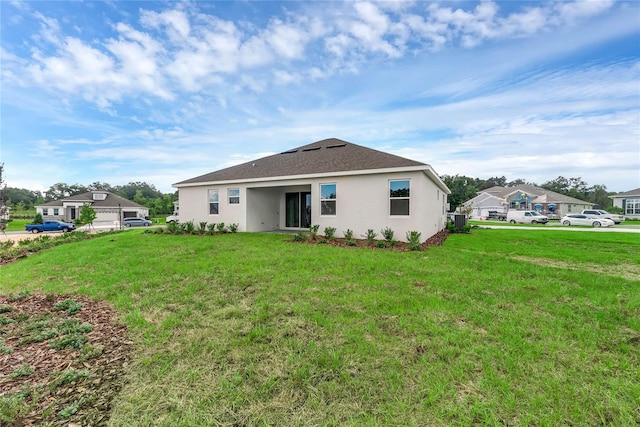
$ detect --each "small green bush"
[206,223,217,235]
[33,212,43,224]
[323,227,337,240]
[49,333,87,350]
[381,227,396,245]
[0,305,14,313]
[198,221,208,234]
[53,299,83,315]
[10,364,34,378]
[229,223,239,233]
[375,240,388,249]
[216,222,226,233]
[406,231,422,251]
[184,221,196,234]
[343,229,354,241]
[309,224,319,240]
[363,229,377,246]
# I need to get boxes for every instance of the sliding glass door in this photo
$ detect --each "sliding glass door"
[286,192,311,228]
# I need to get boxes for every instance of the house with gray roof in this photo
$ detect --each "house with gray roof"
[173,138,451,241]
[36,191,149,225]
[609,188,640,219]
[462,184,592,219]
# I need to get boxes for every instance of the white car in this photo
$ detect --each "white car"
[581,209,624,224]
[560,214,614,228]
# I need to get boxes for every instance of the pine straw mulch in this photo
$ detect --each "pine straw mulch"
[0,294,133,427]
[292,229,450,250]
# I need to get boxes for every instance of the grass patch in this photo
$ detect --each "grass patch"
[1,229,639,425]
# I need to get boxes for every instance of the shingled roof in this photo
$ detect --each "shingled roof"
[39,191,146,209]
[175,138,428,186]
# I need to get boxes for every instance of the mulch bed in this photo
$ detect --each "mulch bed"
[292,229,450,250]
[0,294,133,426]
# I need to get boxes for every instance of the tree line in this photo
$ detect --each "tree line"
[5,181,177,217]
[442,175,616,212]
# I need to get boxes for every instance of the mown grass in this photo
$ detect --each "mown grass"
[1,229,639,426]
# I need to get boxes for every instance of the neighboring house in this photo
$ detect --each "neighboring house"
[462,184,592,219]
[36,191,149,225]
[173,138,451,242]
[609,188,640,219]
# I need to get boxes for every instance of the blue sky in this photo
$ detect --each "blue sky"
[1,0,638,194]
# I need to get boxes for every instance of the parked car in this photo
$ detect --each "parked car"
[561,214,614,228]
[25,220,76,233]
[123,217,152,227]
[580,209,624,224]
[165,214,179,223]
[506,210,549,224]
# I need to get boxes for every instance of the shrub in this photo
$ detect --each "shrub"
[363,229,377,246]
[323,226,337,240]
[216,222,226,233]
[206,223,217,235]
[183,221,196,235]
[198,221,208,234]
[346,239,356,246]
[229,223,239,233]
[343,229,354,241]
[309,224,319,240]
[381,227,396,245]
[406,231,422,251]
[375,240,388,249]
[292,231,306,242]
[33,212,43,224]
[53,299,83,315]
[166,221,180,234]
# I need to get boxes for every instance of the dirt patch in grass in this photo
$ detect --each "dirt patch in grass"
[512,256,640,282]
[0,293,132,426]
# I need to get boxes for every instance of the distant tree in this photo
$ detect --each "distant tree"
[442,174,479,212]
[506,178,532,187]
[88,181,114,192]
[0,164,9,232]
[7,187,42,209]
[115,182,162,201]
[476,176,507,190]
[44,182,88,201]
[587,184,612,208]
[77,203,97,228]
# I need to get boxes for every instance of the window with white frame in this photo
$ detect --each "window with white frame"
[53,208,59,216]
[626,199,640,215]
[320,183,336,215]
[208,189,219,214]
[389,180,410,216]
[228,188,240,205]
[43,208,48,215]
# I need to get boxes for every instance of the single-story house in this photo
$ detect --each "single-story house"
[609,188,640,219]
[36,191,149,225]
[173,138,451,241]
[462,184,592,219]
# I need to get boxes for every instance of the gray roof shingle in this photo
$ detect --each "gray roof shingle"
[38,192,146,209]
[175,138,427,186]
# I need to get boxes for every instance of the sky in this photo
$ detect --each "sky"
[1,0,638,194]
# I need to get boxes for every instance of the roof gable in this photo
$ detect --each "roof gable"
[175,138,427,186]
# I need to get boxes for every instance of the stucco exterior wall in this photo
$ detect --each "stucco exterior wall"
[178,170,448,242]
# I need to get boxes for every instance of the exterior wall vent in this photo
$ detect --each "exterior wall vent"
[92,193,107,201]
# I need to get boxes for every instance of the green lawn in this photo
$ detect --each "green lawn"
[1,229,639,425]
